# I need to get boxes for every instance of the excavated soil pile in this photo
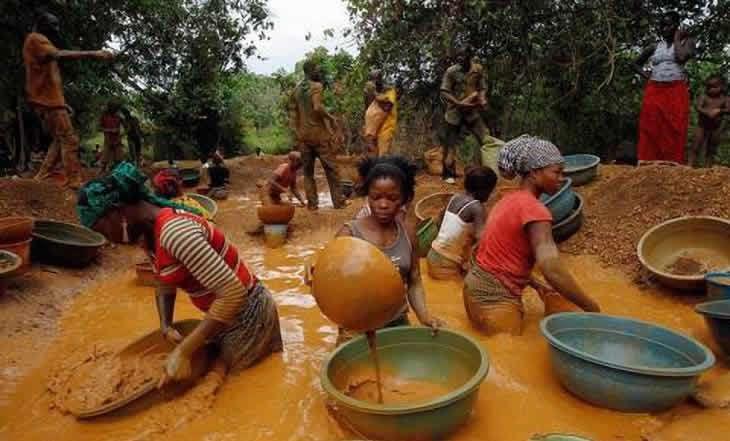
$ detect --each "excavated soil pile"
[562,165,730,278]
[0,179,77,222]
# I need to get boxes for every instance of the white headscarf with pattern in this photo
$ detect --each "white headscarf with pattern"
[497,134,564,178]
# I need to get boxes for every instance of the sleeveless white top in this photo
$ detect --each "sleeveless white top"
[650,41,686,82]
[431,195,480,264]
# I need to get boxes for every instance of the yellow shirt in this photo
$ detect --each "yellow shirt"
[378,88,398,140]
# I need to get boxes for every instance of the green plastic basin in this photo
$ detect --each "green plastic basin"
[322,326,489,441]
[416,218,439,258]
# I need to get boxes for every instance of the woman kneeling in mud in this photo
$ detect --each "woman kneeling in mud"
[77,162,282,387]
[464,136,600,335]
[335,155,443,345]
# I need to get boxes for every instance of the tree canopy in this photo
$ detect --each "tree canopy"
[345,0,730,156]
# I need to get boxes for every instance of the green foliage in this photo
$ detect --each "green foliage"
[345,0,730,157]
[0,0,272,164]
[245,125,292,155]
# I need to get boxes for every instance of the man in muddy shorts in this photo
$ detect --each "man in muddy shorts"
[288,58,345,210]
[23,12,114,189]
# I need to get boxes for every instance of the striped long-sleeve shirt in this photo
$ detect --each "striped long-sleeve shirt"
[154,208,257,324]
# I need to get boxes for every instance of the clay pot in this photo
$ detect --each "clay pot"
[0,216,34,244]
[311,237,405,332]
[257,204,295,224]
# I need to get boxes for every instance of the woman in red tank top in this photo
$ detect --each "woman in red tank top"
[465,136,600,336]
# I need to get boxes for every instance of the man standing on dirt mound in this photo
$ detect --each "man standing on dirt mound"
[439,47,489,184]
[288,58,345,210]
[23,12,114,189]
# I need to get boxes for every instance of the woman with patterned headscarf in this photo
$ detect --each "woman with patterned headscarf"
[464,135,600,335]
[77,162,282,389]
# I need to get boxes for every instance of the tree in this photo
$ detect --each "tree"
[0,0,273,166]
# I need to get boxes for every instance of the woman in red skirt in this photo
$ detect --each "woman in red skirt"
[634,11,695,164]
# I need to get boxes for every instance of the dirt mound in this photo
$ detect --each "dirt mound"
[562,164,730,278]
[0,178,78,222]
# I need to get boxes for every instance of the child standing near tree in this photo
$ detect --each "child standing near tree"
[689,75,730,167]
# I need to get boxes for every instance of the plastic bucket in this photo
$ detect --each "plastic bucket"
[264,224,288,248]
[706,272,730,300]
[0,238,32,274]
[424,147,444,176]
[416,218,438,258]
[480,136,505,171]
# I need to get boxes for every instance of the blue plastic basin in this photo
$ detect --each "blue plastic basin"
[563,154,600,186]
[705,272,730,300]
[541,313,715,412]
[540,178,575,224]
[695,299,730,356]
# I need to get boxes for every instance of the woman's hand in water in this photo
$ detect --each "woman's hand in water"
[158,345,193,388]
[421,314,446,333]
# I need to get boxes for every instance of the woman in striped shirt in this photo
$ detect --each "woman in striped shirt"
[77,162,282,387]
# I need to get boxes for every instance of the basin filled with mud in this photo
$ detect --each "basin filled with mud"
[322,326,489,441]
[51,319,212,418]
[637,216,730,291]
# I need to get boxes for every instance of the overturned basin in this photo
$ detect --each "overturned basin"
[322,326,489,441]
[637,216,730,291]
[541,313,715,412]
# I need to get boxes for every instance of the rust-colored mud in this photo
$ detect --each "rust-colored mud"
[344,370,454,406]
[49,347,167,414]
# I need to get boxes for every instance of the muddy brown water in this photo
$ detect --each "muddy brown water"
[365,330,384,404]
[1,201,728,440]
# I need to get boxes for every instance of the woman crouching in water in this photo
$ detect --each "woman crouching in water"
[464,136,600,335]
[77,162,282,387]
[335,155,443,345]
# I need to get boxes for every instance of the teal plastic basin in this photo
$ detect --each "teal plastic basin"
[695,299,730,356]
[563,154,600,186]
[541,313,715,412]
[322,326,489,441]
[540,178,575,223]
